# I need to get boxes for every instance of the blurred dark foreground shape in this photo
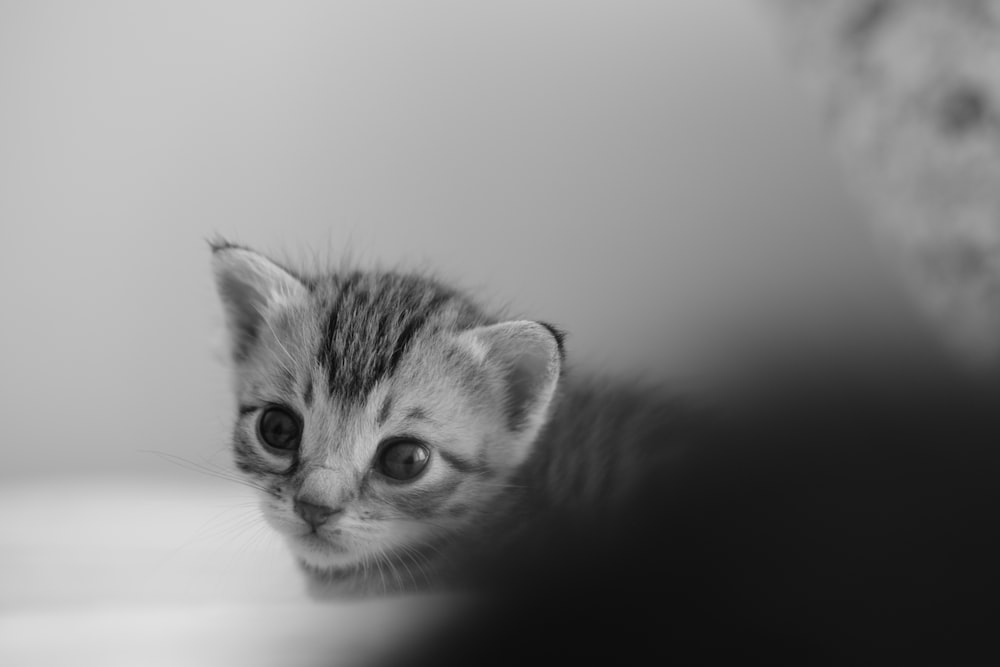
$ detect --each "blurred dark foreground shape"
[369,347,1000,666]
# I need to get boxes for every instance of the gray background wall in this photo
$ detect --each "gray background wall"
[0,1,885,478]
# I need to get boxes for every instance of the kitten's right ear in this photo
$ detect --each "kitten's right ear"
[457,320,565,467]
[210,242,307,363]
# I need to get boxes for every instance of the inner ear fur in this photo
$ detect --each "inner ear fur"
[457,320,564,452]
[211,243,308,363]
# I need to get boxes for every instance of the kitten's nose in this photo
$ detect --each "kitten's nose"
[294,498,341,529]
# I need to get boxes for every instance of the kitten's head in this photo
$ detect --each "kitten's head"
[211,243,563,594]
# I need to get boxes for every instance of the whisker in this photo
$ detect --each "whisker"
[186,505,261,547]
[384,547,407,594]
[375,550,389,596]
[139,450,275,496]
[213,511,267,544]
[362,552,375,594]
[415,538,459,578]
[397,543,432,590]
[232,517,273,555]
[392,546,418,593]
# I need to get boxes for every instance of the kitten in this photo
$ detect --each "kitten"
[212,241,1000,663]
[211,241,695,596]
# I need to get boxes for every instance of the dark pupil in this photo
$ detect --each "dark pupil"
[259,408,300,451]
[380,442,429,480]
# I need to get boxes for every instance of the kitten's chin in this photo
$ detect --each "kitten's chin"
[287,533,358,569]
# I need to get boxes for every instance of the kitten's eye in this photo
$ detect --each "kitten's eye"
[257,406,301,453]
[376,439,430,481]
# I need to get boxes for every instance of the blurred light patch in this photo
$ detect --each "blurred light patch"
[0,477,454,666]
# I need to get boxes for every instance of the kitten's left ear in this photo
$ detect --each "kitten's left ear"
[458,321,564,465]
[211,242,308,363]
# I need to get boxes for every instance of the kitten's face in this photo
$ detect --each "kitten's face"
[212,244,562,595]
[236,316,516,584]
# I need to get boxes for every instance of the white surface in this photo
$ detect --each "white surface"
[0,476,451,667]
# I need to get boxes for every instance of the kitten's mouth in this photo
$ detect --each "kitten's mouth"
[296,530,349,553]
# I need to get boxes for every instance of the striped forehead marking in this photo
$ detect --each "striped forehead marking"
[316,272,457,402]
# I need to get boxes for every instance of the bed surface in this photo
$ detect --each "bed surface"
[0,476,446,667]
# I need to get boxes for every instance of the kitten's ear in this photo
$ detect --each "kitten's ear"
[458,321,564,462]
[211,243,307,363]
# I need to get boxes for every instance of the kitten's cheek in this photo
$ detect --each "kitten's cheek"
[259,504,297,536]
